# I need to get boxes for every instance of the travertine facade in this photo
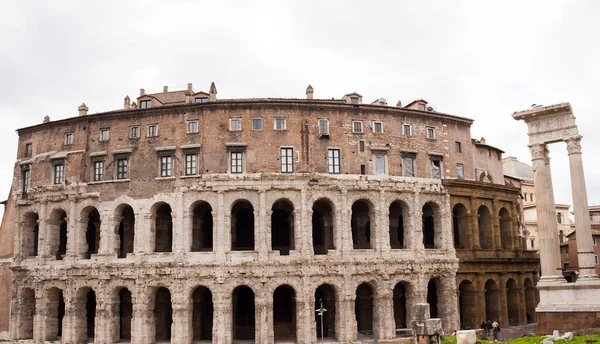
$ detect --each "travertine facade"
[1,83,538,343]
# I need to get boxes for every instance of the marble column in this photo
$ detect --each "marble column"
[529,144,563,281]
[566,136,599,279]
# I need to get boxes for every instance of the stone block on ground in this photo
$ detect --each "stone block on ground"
[456,330,477,344]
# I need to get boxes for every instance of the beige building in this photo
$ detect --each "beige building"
[0,83,538,343]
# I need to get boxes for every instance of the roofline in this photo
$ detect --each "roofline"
[16,99,474,134]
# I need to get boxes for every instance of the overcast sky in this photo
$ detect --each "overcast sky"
[1,0,599,221]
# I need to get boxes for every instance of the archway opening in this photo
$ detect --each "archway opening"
[423,204,436,249]
[22,212,39,257]
[117,205,135,258]
[453,204,469,249]
[485,279,500,323]
[84,208,101,259]
[49,209,68,260]
[18,288,35,339]
[231,201,255,251]
[458,280,476,330]
[273,285,296,342]
[506,279,520,325]
[393,282,408,331]
[351,200,372,249]
[119,288,133,341]
[155,204,173,252]
[389,201,406,249]
[47,288,65,340]
[312,199,334,255]
[154,287,172,342]
[233,286,255,340]
[524,278,536,323]
[355,283,374,337]
[315,284,336,340]
[478,206,493,249]
[192,202,213,251]
[427,279,439,318]
[86,290,96,340]
[500,208,512,249]
[192,286,213,341]
[271,200,294,255]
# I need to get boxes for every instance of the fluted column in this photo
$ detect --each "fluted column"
[529,144,563,281]
[566,136,599,279]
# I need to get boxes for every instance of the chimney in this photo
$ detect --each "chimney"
[124,95,131,110]
[140,88,145,96]
[306,84,314,100]
[396,101,402,107]
[187,83,193,92]
[43,115,50,123]
[131,102,137,109]
[163,86,168,93]
[78,103,89,116]
[209,82,217,101]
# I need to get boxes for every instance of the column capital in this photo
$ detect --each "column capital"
[528,143,549,161]
[566,136,583,155]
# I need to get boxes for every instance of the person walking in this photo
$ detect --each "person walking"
[492,321,501,341]
[486,320,492,337]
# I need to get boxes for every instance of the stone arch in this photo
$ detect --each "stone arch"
[478,206,493,249]
[153,287,173,342]
[351,199,374,249]
[48,208,68,260]
[17,288,35,339]
[422,202,441,249]
[393,282,410,330]
[117,287,133,342]
[499,207,512,249]
[73,286,96,343]
[232,285,255,340]
[80,206,101,259]
[273,284,297,342]
[271,199,295,255]
[312,198,335,254]
[190,201,213,252]
[115,204,135,258]
[192,286,213,341]
[484,279,500,323]
[315,284,336,340]
[355,282,376,337]
[389,200,409,249]
[506,278,520,325]
[427,278,440,318]
[524,278,536,323]
[453,203,469,249]
[231,200,255,251]
[21,212,39,257]
[45,287,65,340]
[152,202,173,252]
[458,280,476,330]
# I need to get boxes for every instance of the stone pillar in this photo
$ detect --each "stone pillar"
[65,197,77,258]
[510,202,520,251]
[133,211,143,254]
[131,289,153,344]
[60,288,77,344]
[256,293,274,344]
[376,288,395,339]
[341,291,357,342]
[213,290,232,344]
[296,294,312,344]
[171,287,192,344]
[340,189,351,255]
[258,190,268,261]
[379,189,391,254]
[174,195,185,253]
[414,192,424,250]
[491,199,502,249]
[498,275,509,327]
[566,136,599,279]
[530,144,563,281]
[469,197,480,249]
[99,214,120,256]
[474,275,486,327]
[216,191,227,263]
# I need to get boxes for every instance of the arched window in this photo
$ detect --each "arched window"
[231,201,255,251]
[271,200,294,255]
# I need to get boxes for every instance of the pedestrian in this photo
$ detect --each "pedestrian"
[486,319,492,337]
[492,321,501,341]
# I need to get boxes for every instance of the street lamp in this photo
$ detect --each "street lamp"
[315,298,327,344]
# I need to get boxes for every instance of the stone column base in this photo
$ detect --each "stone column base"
[536,279,600,334]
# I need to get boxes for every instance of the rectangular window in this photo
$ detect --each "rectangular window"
[359,140,365,152]
[455,141,462,153]
[593,237,597,245]
[65,133,74,145]
[187,120,198,133]
[402,153,416,177]
[557,213,563,224]
[373,121,383,133]
[375,153,386,175]
[116,158,128,180]
[53,163,64,184]
[130,126,140,138]
[185,153,197,175]
[353,121,363,133]
[148,124,158,137]
[195,97,208,103]
[402,124,412,136]
[24,143,32,158]
[93,160,104,181]
[251,118,263,131]
[100,128,110,141]
[418,103,426,110]
[327,149,340,174]
[140,100,152,109]
[457,163,464,180]
[319,119,329,136]
[160,156,172,177]
[230,118,241,131]
[595,255,598,265]
[360,165,366,175]
[431,157,442,179]
[351,97,358,105]
[21,166,30,193]
[274,117,286,130]
[426,127,435,139]
[280,147,293,173]
[231,152,243,173]
[531,239,535,248]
